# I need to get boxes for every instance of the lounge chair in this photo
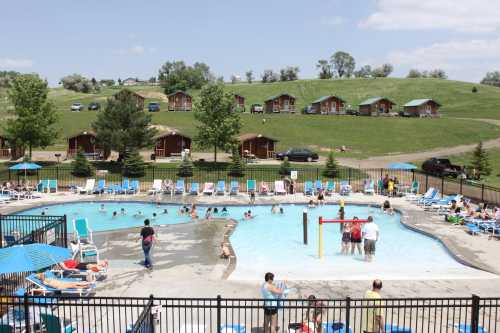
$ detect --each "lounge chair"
[220,324,246,333]
[230,181,239,195]
[304,181,314,196]
[247,179,256,194]
[274,180,286,195]
[427,194,462,211]
[163,179,174,195]
[26,273,95,297]
[410,180,419,194]
[339,180,352,196]
[0,324,13,333]
[93,179,106,194]
[315,180,323,194]
[40,313,76,333]
[190,183,200,195]
[73,218,93,244]
[385,323,412,333]
[149,179,162,195]
[407,187,435,202]
[216,181,225,195]
[175,179,185,195]
[465,223,481,235]
[416,188,439,206]
[49,180,58,193]
[364,179,375,195]
[37,179,50,193]
[325,180,336,196]
[376,179,384,194]
[121,179,132,194]
[455,323,489,333]
[130,180,140,194]
[259,181,269,195]
[77,179,95,195]
[203,182,214,195]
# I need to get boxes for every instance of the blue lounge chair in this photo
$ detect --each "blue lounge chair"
[410,180,419,194]
[315,180,323,193]
[216,181,225,195]
[130,180,139,194]
[49,179,58,193]
[190,183,199,195]
[247,179,256,193]
[121,179,131,194]
[220,324,245,333]
[40,312,76,333]
[326,180,335,196]
[339,180,352,196]
[37,179,49,193]
[321,322,352,333]
[73,218,93,244]
[26,273,95,297]
[93,179,106,194]
[465,223,481,235]
[230,181,239,195]
[304,181,314,196]
[364,179,375,195]
[416,188,439,205]
[385,323,412,333]
[175,179,185,195]
[0,324,13,333]
[455,324,489,333]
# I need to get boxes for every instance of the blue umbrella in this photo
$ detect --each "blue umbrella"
[0,243,71,274]
[387,162,417,170]
[9,162,42,171]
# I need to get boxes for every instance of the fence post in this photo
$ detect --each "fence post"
[316,168,319,180]
[24,292,31,333]
[481,184,485,202]
[425,174,429,192]
[441,177,444,195]
[460,178,463,195]
[149,294,155,332]
[348,168,352,185]
[303,210,308,245]
[345,297,351,333]
[411,170,415,182]
[216,295,222,333]
[0,214,3,248]
[152,165,155,181]
[63,215,68,248]
[56,164,59,182]
[471,294,480,333]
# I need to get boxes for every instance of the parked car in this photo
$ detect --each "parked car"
[70,103,83,112]
[303,105,314,114]
[88,102,100,111]
[148,102,160,112]
[250,104,263,114]
[276,148,319,162]
[422,158,462,178]
[346,109,359,116]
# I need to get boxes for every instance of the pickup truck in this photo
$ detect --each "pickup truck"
[422,158,462,178]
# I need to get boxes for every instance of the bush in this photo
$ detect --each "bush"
[228,148,245,177]
[278,157,291,176]
[71,150,94,177]
[177,157,194,177]
[323,151,339,178]
[122,150,145,177]
[472,86,478,93]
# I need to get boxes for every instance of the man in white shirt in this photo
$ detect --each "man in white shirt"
[362,216,379,262]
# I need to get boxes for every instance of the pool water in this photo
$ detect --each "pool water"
[17,202,495,280]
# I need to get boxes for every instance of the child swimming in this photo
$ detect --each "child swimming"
[120,208,126,215]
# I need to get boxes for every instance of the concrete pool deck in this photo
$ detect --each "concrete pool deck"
[2,191,500,297]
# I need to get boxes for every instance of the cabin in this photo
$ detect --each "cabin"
[238,133,278,159]
[234,94,245,112]
[67,131,109,160]
[0,135,24,160]
[310,95,346,115]
[122,78,138,86]
[358,97,396,116]
[403,99,441,117]
[264,94,296,113]
[113,89,145,110]
[154,130,192,157]
[168,91,192,111]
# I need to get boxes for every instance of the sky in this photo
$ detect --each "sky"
[2,0,500,86]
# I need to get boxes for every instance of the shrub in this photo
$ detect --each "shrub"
[177,157,194,177]
[122,150,145,177]
[228,148,245,177]
[278,157,291,176]
[72,150,94,177]
[472,86,478,93]
[323,151,339,178]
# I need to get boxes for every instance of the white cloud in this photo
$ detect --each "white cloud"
[360,0,500,32]
[320,16,345,26]
[0,58,33,68]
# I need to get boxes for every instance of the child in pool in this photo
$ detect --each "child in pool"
[221,207,229,216]
[163,208,168,214]
[133,211,143,218]
[99,204,106,213]
[152,212,157,220]
[112,211,118,218]
[120,208,126,215]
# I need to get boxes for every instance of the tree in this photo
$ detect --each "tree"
[230,75,239,84]
[428,69,447,79]
[228,147,245,177]
[177,156,193,177]
[322,151,339,178]
[4,74,59,158]
[118,78,123,85]
[245,70,254,83]
[261,70,278,83]
[279,66,299,81]
[99,79,115,87]
[60,74,99,93]
[158,60,213,95]
[330,51,355,78]
[470,141,491,179]
[316,59,333,79]
[122,150,146,177]
[372,64,393,78]
[193,83,241,163]
[407,69,422,78]
[148,77,157,84]
[0,71,20,88]
[92,89,157,162]
[353,65,372,78]
[278,157,291,176]
[481,71,500,87]
[472,86,478,93]
[71,150,94,177]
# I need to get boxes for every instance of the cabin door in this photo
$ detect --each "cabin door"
[283,99,289,112]
[331,102,336,114]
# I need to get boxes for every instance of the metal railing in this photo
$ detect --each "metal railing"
[0,295,497,333]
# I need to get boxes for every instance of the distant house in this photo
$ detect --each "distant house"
[358,97,396,116]
[234,94,245,112]
[113,89,145,110]
[154,130,192,157]
[238,133,278,159]
[122,78,139,86]
[264,94,296,113]
[0,135,24,160]
[403,99,441,117]
[168,91,192,111]
[67,131,109,160]
[310,95,346,115]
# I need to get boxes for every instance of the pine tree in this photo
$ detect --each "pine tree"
[71,150,94,177]
[122,150,145,177]
[228,148,245,177]
[278,157,291,176]
[470,141,491,179]
[177,156,194,177]
[323,151,339,178]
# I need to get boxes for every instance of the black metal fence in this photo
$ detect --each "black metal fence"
[0,295,498,333]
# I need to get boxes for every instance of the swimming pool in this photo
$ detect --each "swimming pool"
[16,201,495,280]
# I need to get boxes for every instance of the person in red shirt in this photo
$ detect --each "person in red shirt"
[350,218,363,255]
[60,259,108,272]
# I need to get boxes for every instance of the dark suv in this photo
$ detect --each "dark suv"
[276,148,319,162]
[148,102,160,112]
[422,158,462,178]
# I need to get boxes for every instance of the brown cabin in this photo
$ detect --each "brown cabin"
[234,94,245,112]
[310,95,346,115]
[154,130,192,157]
[113,89,145,110]
[168,91,192,111]
[0,135,24,160]
[403,99,441,117]
[264,94,296,113]
[238,133,278,159]
[67,131,109,160]
[358,97,395,116]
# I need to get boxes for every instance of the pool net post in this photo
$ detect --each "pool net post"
[303,210,308,245]
[318,216,323,259]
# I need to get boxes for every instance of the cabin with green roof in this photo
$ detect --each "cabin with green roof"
[0,133,25,160]
[168,91,192,112]
[264,93,296,113]
[358,97,395,116]
[403,99,441,117]
[310,95,346,115]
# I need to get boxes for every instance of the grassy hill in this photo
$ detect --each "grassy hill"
[1,78,500,158]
